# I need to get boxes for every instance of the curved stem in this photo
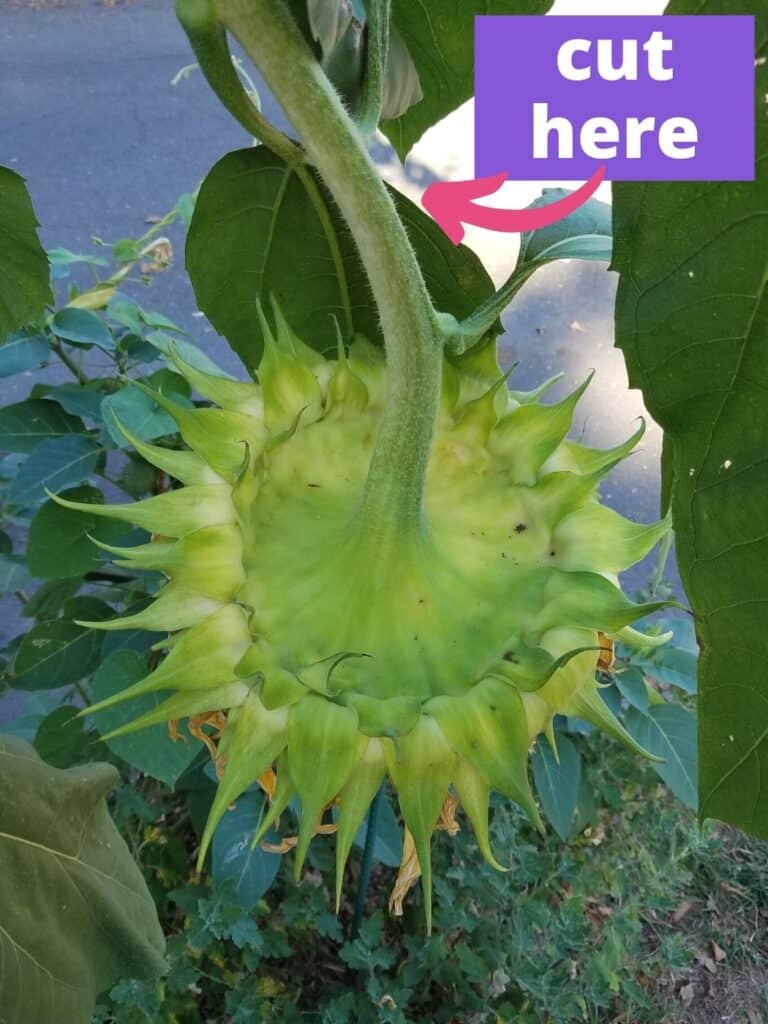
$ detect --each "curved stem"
[214,0,444,540]
[176,0,304,166]
[357,0,391,139]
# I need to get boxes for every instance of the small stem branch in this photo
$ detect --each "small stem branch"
[357,0,391,139]
[454,264,536,354]
[351,784,384,939]
[176,0,304,165]
[50,339,89,384]
[214,0,444,540]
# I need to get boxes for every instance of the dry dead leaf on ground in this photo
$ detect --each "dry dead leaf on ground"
[679,982,695,1008]
[671,900,701,925]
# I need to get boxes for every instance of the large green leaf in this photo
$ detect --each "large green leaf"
[90,650,200,789]
[0,167,53,344]
[27,485,128,580]
[382,1,554,161]
[625,705,698,811]
[612,3,767,837]
[0,399,85,454]
[212,789,282,908]
[0,735,165,1024]
[186,146,493,369]
[0,331,49,377]
[7,435,102,510]
[11,597,112,691]
[531,733,582,841]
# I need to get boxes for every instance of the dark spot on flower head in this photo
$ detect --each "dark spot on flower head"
[514,523,527,533]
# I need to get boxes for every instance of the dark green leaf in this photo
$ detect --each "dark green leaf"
[186,146,493,368]
[107,293,145,335]
[382,0,554,161]
[8,434,102,509]
[0,167,53,343]
[519,193,612,267]
[33,705,95,768]
[51,307,114,350]
[0,734,165,1023]
[90,650,200,788]
[0,398,85,454]
[101,385,178,448]
[632,643,698,695]
[144,330,230,377]
[0,331,49,377]
[22,578,82,620]
[614,667,649,713]
[27,485,127,579]
[38,382,107,421]
[611,0,766,839]
[11,598,112,691]
[531,733,581,841]
[625,704,698,811]
[212,789,282,908]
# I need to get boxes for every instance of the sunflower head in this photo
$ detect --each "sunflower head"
[59,303,670,927]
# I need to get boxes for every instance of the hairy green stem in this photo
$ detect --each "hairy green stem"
[214,0,444,540]
[452,265,537,354]
[357,0,391,139]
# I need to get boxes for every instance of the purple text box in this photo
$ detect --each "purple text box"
[475,16,755,181]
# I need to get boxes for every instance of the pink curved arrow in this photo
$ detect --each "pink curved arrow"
[422,166,607,246]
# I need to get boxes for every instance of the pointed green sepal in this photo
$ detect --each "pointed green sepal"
[508,372,564,406]
[99,681,250,740]
[99,524,245,604]
[49,484,235,538]
[553,506,672,574]
[76,585,222,632]
[287,695,365,879]
[85,604,251,714]
[133,382,265,481]
[491,374,593,484]
[534,569,669,637]
[384,716,456,931]
[451,759,507,871]
[111,416,223,485]
[610,625,674,650]
[427,678,542,831]
[198,694,289,868]
[256,301,323,432]
[551,420,646,477]
[167,344,263,416]
[565,680,662,762]
[334,738,386,912]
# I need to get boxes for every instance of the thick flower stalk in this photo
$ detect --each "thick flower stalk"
[59,308,670,927]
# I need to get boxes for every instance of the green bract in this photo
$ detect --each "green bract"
[57,307,670,927]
